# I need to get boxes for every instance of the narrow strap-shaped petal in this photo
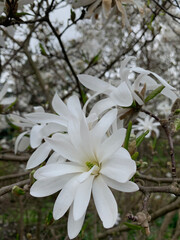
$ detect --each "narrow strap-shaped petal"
[98,128,126,162]
[15,131,29,154]
[0,82,8,102]
[30,174,75,197]
[102,175,139,192]
[30,124,45,148]
[109,81,133,107]
[52,92,70,117]
[91,109,117,145]
[68,204,86,239]
[78,74,112,92]
[25,112,65,125]
[34,163,85,179]
[53,175,81,220]
[92,175,118,228]
[26,142,51,169]
[73,175,94,220]
[1,96,16,105]
[45,135,83,163]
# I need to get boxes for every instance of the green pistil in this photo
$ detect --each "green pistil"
[86,161,94,169]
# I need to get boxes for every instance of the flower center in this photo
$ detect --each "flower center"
[85,161,100,176]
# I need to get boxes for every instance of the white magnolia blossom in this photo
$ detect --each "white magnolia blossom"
[157,100,171,116]
[0,82,16,106]
[31,108,138,239]
[133,115,160,138]
[69,0,144,25]
[78,57,177,118]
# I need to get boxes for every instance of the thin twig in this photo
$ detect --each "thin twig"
[0,179,30,196]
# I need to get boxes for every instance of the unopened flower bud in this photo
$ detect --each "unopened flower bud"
[12,186,25,196]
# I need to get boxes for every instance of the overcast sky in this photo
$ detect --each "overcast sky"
[50,4,81,40]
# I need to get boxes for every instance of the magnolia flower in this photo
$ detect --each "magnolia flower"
[133,115,160,138]
[78,57,177,118]
[0,82,16,106]
[157,100,171,116]
[69,0,144,25]
[30,109,138,239]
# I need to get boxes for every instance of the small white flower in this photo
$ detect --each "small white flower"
[133,115,160,138]
[157,100,171,116]
[30,109,138,239]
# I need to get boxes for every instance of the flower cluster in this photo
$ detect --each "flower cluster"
[13,57,177,239]
[78,57,177,119]
[68,0,144,25]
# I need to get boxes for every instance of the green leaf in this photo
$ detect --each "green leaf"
[124,121,132,150]
[124,222,143,230]
[4,98,17,112]
[132,151,139,160]
[91,51,101,65]
[39,43,47,56]
[174,109,180,115]
[81,89,87,105]
[71,9,76,22]
[15,12,34,17]
[145,85,165,103]
[46,211,54,226]
[175,119,180,131]
[136,130,149,147]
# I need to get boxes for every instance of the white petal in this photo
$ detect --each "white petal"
[90,98,115,116]
[45,135,82,163]
[34,163,85,179]
[78,74,112,92]
[73,175,94,220]
[67,95,83,119]
[30,124,45,148]
[91,109,117,144]
[109,81,133,107]
[18,136,30,152]
[46,152,65,165]
[0,82,8,102]
[102,176,139,192]
[14,131,29,154]
[26,142,51,169]
[53,175,81,220]
[52,93,70,117]
[133,67,175,90]
[41,123,66,137]
[25,112,65,125]
[92,175,118,228]
[161,87,177,102]
[98,128,126,162]
[101,148,136,183]
[30,174,75,197]
[68,204,86,240]
[1,97,16,105]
